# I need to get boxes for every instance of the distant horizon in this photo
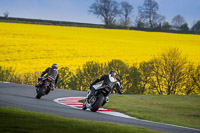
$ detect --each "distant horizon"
[0,0,200,28]
[0,16,106,26]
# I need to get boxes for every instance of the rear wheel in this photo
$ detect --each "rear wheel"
[90,93,104,112]
[45,87,50,95]
[35,86,45,99]
[36,94,41,99]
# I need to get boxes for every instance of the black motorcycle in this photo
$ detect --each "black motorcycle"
[35,76,53,99]
[83,82,123,112]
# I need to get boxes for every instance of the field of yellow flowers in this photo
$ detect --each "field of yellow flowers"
[0,22,200,74]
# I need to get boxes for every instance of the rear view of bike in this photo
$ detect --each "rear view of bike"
[35,77,52,99]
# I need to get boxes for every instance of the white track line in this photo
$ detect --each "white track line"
[0,81,9,83]
[54,97,135,119]
[54,96,200,132]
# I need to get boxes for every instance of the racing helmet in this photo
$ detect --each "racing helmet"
[109,71,117,79]
[52,64,58,69]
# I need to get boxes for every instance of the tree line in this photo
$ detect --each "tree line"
[1,0,200,34]
[89,0,200,34]
[57,48,200,95]
[1,48,199,95]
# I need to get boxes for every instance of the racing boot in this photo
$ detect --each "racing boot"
[51,83,55,91]
[82,103,87,110]
[35,84,39,88]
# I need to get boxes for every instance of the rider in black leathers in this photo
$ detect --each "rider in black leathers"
[87,71,123,100]
[36,64,60,91]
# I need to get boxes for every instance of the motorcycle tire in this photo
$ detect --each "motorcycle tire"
[36,94,41,99]
[90,93,104,112]
[35,87,45,99]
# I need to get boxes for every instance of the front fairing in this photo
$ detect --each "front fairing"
[95,86,111,97]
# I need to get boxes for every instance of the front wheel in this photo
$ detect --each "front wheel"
[90,93,104,112]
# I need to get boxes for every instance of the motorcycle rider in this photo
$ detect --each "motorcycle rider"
[86,71,123,101]
[35,64,60,92]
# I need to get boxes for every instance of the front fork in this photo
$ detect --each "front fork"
[87,88,109,101]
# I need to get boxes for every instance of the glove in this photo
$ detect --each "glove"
[90,83,93,89]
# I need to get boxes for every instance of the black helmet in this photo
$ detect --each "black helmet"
[109,71,116,78]
[52,64,58,69]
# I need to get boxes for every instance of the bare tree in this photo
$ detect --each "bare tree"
[4,11,9,19]
[89,0,120,25]
[160,48,187,95]
[192,20,200,34]
[192,65,200,93]
[139,61,154,94]
[152,14,165,28]
[171,15,185,29]
[138,0,164,28]
[183,64,196,95]
[134,17,145,28]
[150,58,165,95]
[162,21,171,30]
[119,1,133,26]
[179,23,189,32]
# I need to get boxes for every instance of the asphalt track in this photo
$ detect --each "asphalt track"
[0,82,199,133]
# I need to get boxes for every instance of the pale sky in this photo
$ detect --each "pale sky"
[0,0,200,27]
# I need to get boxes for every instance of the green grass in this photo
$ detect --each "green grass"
[104,95,200,129]
[0,107,161,133]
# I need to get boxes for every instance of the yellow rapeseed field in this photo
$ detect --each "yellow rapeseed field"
[0,22,200,74]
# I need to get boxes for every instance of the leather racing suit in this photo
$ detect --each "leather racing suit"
[88,74,123,99]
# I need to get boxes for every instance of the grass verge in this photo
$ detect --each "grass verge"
[104,95,200,129]
[0,107,161,133]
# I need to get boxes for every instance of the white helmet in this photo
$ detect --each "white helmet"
[109,71,117,82]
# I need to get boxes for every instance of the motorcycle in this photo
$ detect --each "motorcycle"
[82,82,123,112]
[35,76,53,99]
